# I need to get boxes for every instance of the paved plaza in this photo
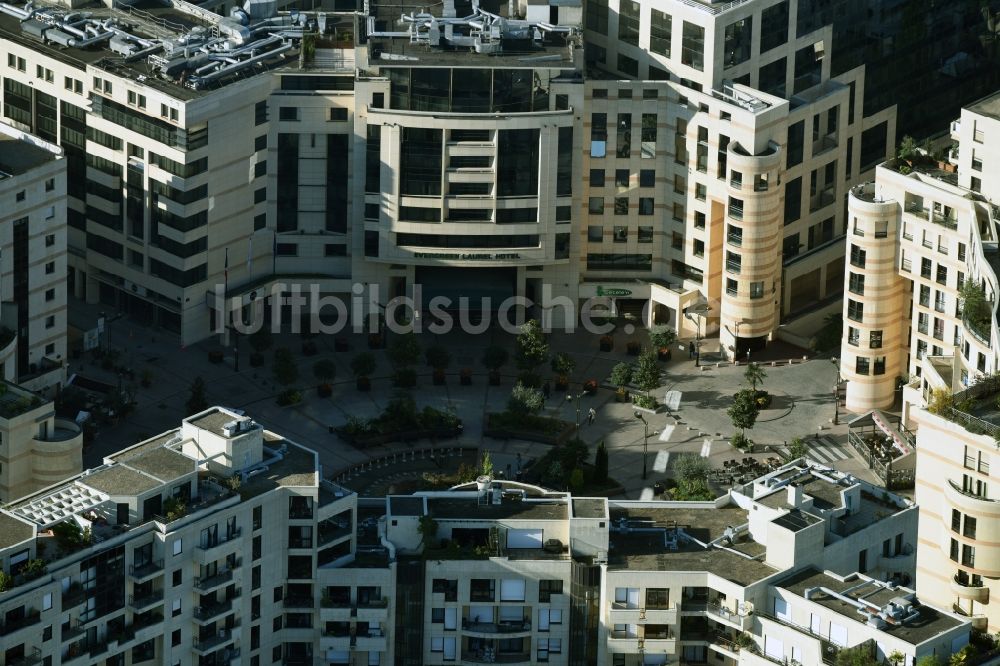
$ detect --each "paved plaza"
[68,300,882,501]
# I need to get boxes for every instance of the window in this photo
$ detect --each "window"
[588,226,603,242]
[638,198,654,215]
[650,9,672,56]
[614,198,629,215]
[617,0,640,46]
[329,108,348,121]
[172,597,181,617]
[937,265,948,285]
[638,227,653,243]
[639,170,655,187]
[694,211,705,229]
[856,357,870,375]
[172,539,182,556]
[728,196,744,220]
[848,327,859,346]
[726,251,741,274]
[952,509,962,532]
[848,273,864,295]
[615,169,629,189]
[750,282,765,299]
[42,592,52,610]
[693,239,704,257]
[727,225,743,247]
[681,21,705,70]
[613,226,628,243]
[965,516,977,539]
[45,315,55,329]
[869,330,882,349]
[873,356,885,375]
[726,278,738,296]
[695,183,707,201]
[589,197,605,214]
[279,106,299,121]
[962,544,976,567]
[847,299,863,322]
[849,244,866,268]
[590,169,605,187]
[950,538,959,562]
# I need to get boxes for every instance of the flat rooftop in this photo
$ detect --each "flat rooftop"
[239,435,317,499]
[389,496,425,516]
[0,512,34,550]
[0,132,59,178]
[0,0,304,100]
[428,497,568,521]
[969,89,1000,122]
[607,506,777,586]
[188,408,255,437]
[778,569,965,645]
[120,446,195,482]
[80,464,162,496]
[572,498,607,519]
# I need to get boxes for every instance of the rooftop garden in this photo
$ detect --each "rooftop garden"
[928,374,1000,444]
[0,383,43,419]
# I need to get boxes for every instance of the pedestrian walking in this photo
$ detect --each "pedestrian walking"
[688,341,694,358]
[587,407,596,426]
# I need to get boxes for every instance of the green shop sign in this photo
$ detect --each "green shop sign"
[596,287,633,297]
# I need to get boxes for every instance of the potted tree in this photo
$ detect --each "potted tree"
[610,362,633,403]
[514,319,549,387]
[550,352,575,392]
[459,367,473,386]
[599,335,614,352]
[388,332,421,388]
[426,344,451,386]
[482,345,508,386]
[351,352,376,392]
[313,359,335,397]
[648,325,676,361]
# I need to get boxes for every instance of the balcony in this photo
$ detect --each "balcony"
[462,651,531,664]
[129,589,164,612]
[129,559,164,581]
[6,648,43,666]
[704,603,754,630]
[193,627,236,655]
[193,597,236,624]
[947,479,1000,513]
[62,583,86,609]
[194,529,242,563]
[462,619,531,635]
[194,567,236,592]
[951,575,990,603]
[0,609,40,636]
[283,596,314,609]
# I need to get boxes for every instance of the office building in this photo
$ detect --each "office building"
[0,122,67,392]
[0,0,895,353]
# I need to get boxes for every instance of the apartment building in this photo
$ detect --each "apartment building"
[0,122,67,393]
[0,406,372,666]
[836,91,1000,633]
[0,405,971,666]
[839,91,1000,412]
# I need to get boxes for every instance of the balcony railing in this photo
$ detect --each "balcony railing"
[129,589,164,611]
[283,596,314,609]
[194,598,235,622]
[948,479,998,502]
[128,559,164,580]
[462,619,531,633]
[195,567,235,591]
[194,627,235,653]
[197,529,242,552]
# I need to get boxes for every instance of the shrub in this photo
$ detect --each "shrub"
[730,433,753,450]
[388,332,421,369]
[632,393,657,410]
[276,389,302,406]
[550,352,576,379]
[633,351,661,395]
[610,362,634,391]
[272,347,299,386]
[313,359,336,383]
[21,558,47,580]
[648,325,677,350]
[393,367,417,388]
[515,320,549,372]
[163,497,187,521]
[508,382,544,415]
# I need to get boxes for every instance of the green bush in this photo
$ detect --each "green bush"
[730,433,753,450]
[632,394,658,410]
[276,389,302,406]
[508,382,544,415]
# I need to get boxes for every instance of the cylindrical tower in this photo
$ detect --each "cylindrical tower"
[719,141,783,357]
[842,183,908,411]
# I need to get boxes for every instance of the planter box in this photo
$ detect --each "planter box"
[632,403,666,415]
[208,350,224,364]
[657,348,672,361]
[483,414,575,445]
[614,391,630,403]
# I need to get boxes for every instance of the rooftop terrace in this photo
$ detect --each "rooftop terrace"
[969,89,1000,122]
[607,505,777,585]
[428,497,569,521]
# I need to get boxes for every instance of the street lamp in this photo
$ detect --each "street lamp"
[831,357,842,425]
[634,411,649,480]
[567,391,583,429]
[684,303,710,368]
